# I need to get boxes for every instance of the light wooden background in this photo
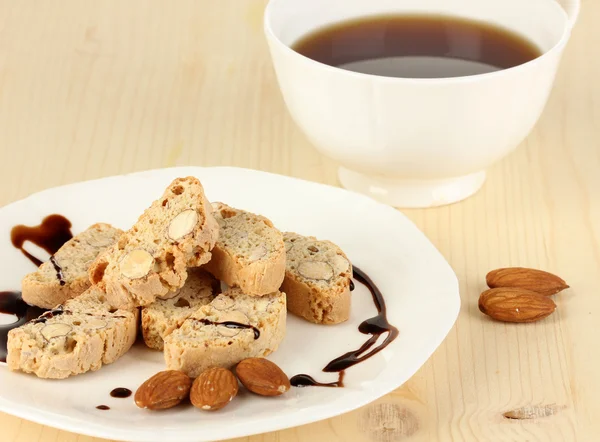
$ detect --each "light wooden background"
[0,0,598,441]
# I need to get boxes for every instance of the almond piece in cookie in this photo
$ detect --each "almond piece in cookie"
[88,177,219,309]
[7,286,138,379]
[163,288,286,378]
[21,223,123,309]
[141,268,219,350]
[281,232,352,324]
[203,203,285,296]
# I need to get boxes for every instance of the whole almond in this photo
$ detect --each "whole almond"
[479,288,556,323]
[486,267,569,296]
[134,370,192,410]
[190,367,238,411]
[236,358,290,396]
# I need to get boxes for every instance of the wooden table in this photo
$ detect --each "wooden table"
[0,1,598,441]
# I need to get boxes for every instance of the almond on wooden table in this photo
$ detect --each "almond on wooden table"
[134,370,192,410]
[479,288,556,323]
[235,358,290,396]
[486,267,569,296]
[190,367,238,411]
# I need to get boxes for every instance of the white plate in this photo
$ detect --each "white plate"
[0,167,459,442]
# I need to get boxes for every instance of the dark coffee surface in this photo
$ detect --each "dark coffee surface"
[292,14,541,78]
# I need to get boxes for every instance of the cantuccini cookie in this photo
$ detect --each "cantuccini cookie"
[163,288,286,378]
[204,203,285,296]
[141,269,219,351]
[7,286,138,379]
[89,177,219,309]
[22,223,122,309]
[281,232,352,324]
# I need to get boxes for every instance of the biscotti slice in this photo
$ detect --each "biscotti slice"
[7,286,138,379]
[203,202,285,296]
[281,232,352,324]
[21,223,123,309]
[164,288,286,378]
[141,268,219,350]
[89,177,219,309]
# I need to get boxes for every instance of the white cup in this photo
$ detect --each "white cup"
[264,0,579,207]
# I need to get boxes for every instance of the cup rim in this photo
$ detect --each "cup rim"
[263,0,572,83]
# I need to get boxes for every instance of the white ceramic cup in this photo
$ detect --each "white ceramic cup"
[264,0,579,208]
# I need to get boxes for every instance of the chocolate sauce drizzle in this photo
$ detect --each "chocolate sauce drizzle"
[10,214,73,267]
[0,291,46,362]
[110,387,132,398]
[0,216,74,362]
[199,318,260,340]
[290,266,399,388]
[349,279,355,291]
[96,405,110,410]
[32,305,67,324]
[49,256,66,286]
[290,371,345,388]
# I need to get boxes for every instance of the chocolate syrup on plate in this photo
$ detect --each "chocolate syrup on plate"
[0,291,46,362]
[290,371,345,388]
[96,405,110,410]
[110,387,132,398]
[290,266,399,388]
[10,214,73,267]
[198,318,260,340]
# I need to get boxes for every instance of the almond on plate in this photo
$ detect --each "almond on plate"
[190,367,238,411]
[134,370,192,410]
[235,358,290,396]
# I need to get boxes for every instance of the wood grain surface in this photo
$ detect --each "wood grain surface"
[0,0,598,441]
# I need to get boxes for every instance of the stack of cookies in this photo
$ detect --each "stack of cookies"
[6,177,353,379]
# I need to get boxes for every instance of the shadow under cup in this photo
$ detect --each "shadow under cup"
[264,0,571,208]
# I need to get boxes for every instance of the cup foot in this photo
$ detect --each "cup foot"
[338,168,486,208]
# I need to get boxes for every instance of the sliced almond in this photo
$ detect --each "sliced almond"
[331,254,350,274]
[41,323,72,341]
[87,234,116,248]
[220,310,249,322]
[253,297,273,312]
[168,210,198,241]
[86,318,108,329]
[120,249,154,279]
[217,311,249,337]
[211,295,234,311]
[298,261,334,281]
[248,245,267,262]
